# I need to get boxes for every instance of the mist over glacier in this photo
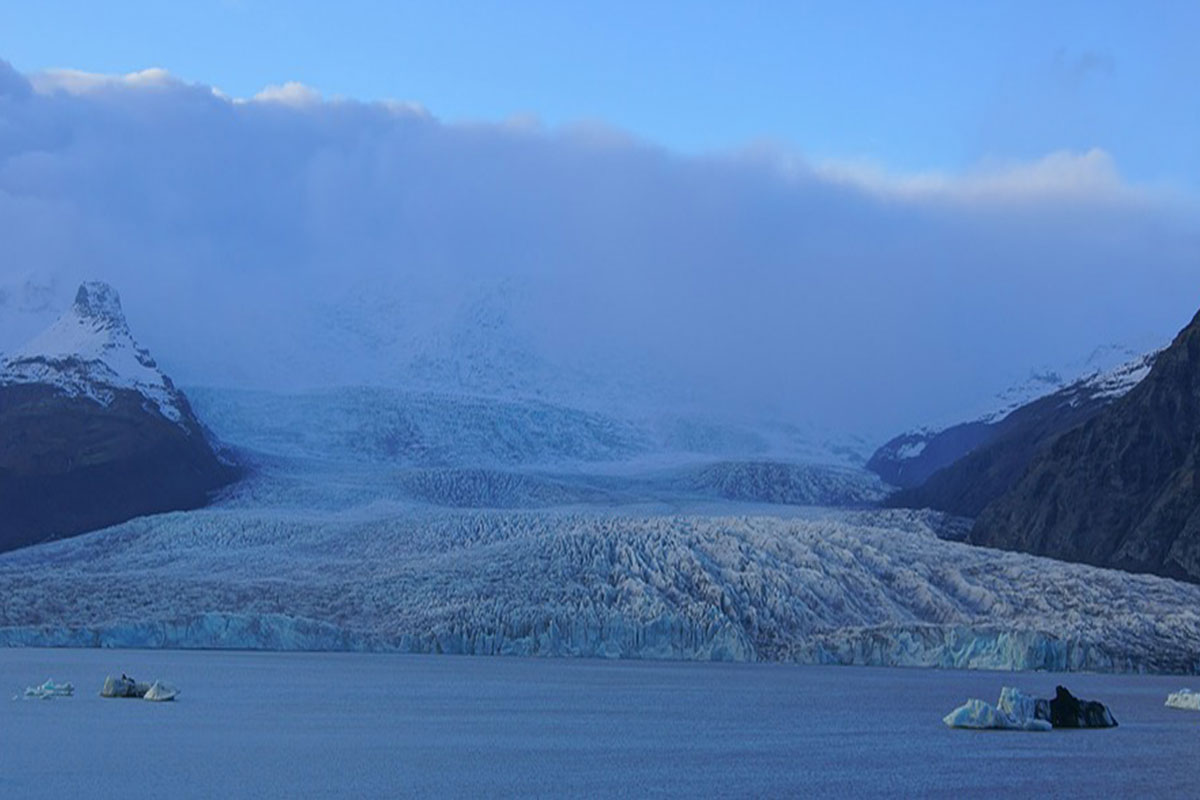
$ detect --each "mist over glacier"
[0,60,1196,436]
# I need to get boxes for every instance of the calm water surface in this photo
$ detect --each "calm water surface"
[2,649,1197,798]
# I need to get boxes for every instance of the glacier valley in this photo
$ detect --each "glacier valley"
[3,386,1200,673]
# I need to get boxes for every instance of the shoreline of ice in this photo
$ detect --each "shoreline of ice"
[0,620,1185,674]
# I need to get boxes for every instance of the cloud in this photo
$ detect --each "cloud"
[249,81,323,107]
[810,148,1135,204]
[30,66,181,94]
[0,60,31,98]
[0,60,1196,437]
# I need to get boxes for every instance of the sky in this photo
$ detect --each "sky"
[0,2,1197,438]
[3,0,1198,186]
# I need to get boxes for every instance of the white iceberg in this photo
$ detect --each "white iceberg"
[142,681,179,702]
[22,679,74,700]
[1165,689,1200,711]
[943,686,1052,731]
[997,686,1049,726]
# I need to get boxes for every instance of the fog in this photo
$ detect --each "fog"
[0,61,1196,438]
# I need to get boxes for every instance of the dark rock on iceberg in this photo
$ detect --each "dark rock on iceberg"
[1048,686,1118,728]
[944,685,1116,731]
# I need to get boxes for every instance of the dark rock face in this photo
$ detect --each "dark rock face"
[971,310,1200,582]
[886,386,1120,517]
[874,352,1156,519]
[1048,686,1118,729]
[867,422,995,490]
[0,282,238,552]
[0,385,236,552]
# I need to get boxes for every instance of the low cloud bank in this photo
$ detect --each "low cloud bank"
[0,61,1195,436]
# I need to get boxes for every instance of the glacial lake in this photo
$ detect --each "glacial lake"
[3,648,1197,798]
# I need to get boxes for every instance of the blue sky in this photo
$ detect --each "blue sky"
[3,0,1197,187]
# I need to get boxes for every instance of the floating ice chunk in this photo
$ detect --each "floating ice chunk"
[100,674,152,698]
[997,686,1050,728]
[143,681,179,702]
[943,698,1012,729]
[944,687,1051,731]
[22,679,74,700]
[1165,689,1200,711]
[945,685,1115,730]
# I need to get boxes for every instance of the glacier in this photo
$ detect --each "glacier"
[3,385,1200,673]
[3,496,1200,672]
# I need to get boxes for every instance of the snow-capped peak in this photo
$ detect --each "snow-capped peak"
[0,282,185,423]
[18,282,148,363]
[976,346,1158,425]
[69,281,125,329]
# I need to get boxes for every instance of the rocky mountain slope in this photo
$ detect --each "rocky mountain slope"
[971,309,1200,582]
[875,353,1155,516]
[0,282,237,552]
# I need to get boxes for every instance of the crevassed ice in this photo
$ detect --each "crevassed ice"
[2,499,1199,673]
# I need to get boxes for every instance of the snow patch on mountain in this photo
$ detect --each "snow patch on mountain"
[0,282,186,423]
[1072,351,1157,402]
[978,345,1158,425]
[872,348,1160,481]
[894,441,926,460]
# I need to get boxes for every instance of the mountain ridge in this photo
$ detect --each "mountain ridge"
[0,282,237,552]
[871,351,1157,516]
[970,307,1200,582]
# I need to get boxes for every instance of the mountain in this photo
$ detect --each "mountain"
[867,422,994,490]
[971,309,1200,582]
[873,352,1155,516]
[0,282,237,552]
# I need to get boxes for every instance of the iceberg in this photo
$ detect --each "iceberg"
[1047,685,1118,728]
[1165,689,1200,711]
[100,674,152,698]
[21,679,74,700]
[943,698,1019,730]
[996,686,1050,727]
[943,687,1052,731]
[945,685,1116,730]
[143,681,179,702]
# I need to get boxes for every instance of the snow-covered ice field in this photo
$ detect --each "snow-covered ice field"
[4,387,1200,673]
[3,648,1198,798]
[4,503,1200,671]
